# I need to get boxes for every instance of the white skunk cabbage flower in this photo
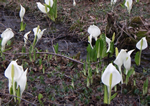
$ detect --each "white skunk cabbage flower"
[19,4,25,22]
[123,49,134,75]
[136,37,148,50]
[33,26,46,41]
[45,0,54,7]
[106,37,111,52]
[114,49,127,72]
[4,60,23,84]
[102,63,122,90]
[73,0,76,6]
[24,31,31,46]
[88,25,101,48]
[111,0,117,6]
[4,60,27,97]
[17,68,28,97]
[114,49,127,83]
[125,0,133,14]
[1,28,14,51]
[36,2,50,13]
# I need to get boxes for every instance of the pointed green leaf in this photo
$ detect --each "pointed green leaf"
[111,93,117,101]
[135,51,140,66]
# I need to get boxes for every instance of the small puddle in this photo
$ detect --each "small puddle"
[0,6,88,60]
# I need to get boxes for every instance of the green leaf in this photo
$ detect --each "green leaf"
[100,34,107,58]
[54,43,59,53]
[47,0,57,21]
[10,86,13,95]
[127,68,134,77]
[143,78,148,95]
[126,68,135,85]
[111,93,117,101]
[96,34,107,59]
[22,46,26,53]
[96,39,101,58]
[17,86,21,104]
[135,51,140,66]
[87,44,97,62]
[108,41,114,57]
[53,0,57,19]
[38,93,44,106]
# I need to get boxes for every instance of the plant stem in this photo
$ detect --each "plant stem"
[104,85,108,104]
[109,86,111,104]
[139,50,142,65]
[12,80,16,102]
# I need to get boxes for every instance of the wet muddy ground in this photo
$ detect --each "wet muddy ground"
[0,0,150,105]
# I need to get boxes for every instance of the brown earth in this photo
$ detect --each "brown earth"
[0,0,150,105]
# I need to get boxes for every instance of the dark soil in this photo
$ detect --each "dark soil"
[0,0,150,105]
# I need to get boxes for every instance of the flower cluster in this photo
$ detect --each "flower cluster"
[4,60,28,99]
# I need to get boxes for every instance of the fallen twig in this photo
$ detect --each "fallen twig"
[3,52,84,65]
[0,93,37,106]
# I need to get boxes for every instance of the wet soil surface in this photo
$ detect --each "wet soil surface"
[0,0,150,105]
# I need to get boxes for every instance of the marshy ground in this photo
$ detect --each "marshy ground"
[0,0,150,105]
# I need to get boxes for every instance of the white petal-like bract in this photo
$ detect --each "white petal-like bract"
[106,37,111,52]
[88,25,101,41]
[33,26,46,41]
[37,2,50,13]
[114,49,127,71]
[24,31,31,46]
[111,0,117,5]
[45,0,54,7]
[125,0,133,14]
[4,60,23,81]
[17,69,28,97]
[102,63,121,89]
[123,49,134,74]
[19,4,25,22]
[4,60,27,97]
[73,0,76,6]
[1,28,14,51]
[136,37,148,50]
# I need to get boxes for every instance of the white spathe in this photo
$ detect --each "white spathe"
[73,0,76,6]
[136,37,148,50]
[125,0,133,14]
[4,60,23,82]
[1,28,14,51]
[114,49,127,72]
[88,25,101,48]
[36,2,50,13]
[45,0,54,7]
[123,49,134,75]
[88,25,101,41]
[4,60,23,93]
[102,63,122,89]
[33,26,46,41]
[17,68,28,97]
[19,4,25,22]
[114,49,127,83]
[4,60,27,97]
[106,37,111,52]
[24,31,31,46]
[111,0,117,5]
